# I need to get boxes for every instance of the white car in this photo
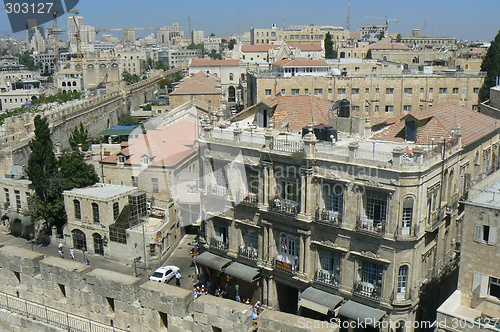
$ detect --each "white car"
[149,265,179,283]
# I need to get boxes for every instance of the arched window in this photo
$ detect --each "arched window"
[73,199,81,220]
[62,82,66,87]
[72,81,77,86]
[72,229,87,250]
[93,233,104,255]
[402,197,413,236]
[397,265,409,300]
[113,202,120,220]
[92,203,100,223]
[229,73,233,81]
[228,86,236,102]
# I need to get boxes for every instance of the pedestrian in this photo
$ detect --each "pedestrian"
[58,243,63,251]
[69,248,75,260]
[58,248,63,258]
[84,258,89,265]
[175,270,181,286]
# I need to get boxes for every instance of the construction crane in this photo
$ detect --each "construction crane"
[46,0,79,72]
[365,16,400,27]
[71,15,82,71]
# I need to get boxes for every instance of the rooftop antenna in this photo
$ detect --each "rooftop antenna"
[346,0,351,31]
[188,16,191,40]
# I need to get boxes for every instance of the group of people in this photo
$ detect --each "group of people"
[58,243,89,265]
[193,285,208,299]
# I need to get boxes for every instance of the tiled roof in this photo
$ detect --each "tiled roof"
[290,44,323,51]
[371,104,499,146]
[272,59,329,67]
[368,41,410,51]
[241,45,277,52]
[268,95,334,132]
[169,71,221,96]
[102,120,198,168]
[190,59,241,67]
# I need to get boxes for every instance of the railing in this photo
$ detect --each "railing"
[0,291,126,331]
[210,237,229,252]
[356,216,385,236]
[240,132,266,146]
[206,184,229,199]
[315,269,340,288]
[395,223,419,239]
[238,246,258,261]
[269,198,300,216]
[315,208,342,227]
[236,191,258,206]
[353,281,381,301]
[271,139,304,153]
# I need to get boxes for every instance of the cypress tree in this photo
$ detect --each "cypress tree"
[479,30,500,102]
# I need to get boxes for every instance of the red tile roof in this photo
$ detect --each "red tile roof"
[169,71,221,96]
[102,120,198,167]
[371,104,499,146]
[190,59,241,67]
[272,59,329,67]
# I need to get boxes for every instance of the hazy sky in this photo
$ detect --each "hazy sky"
[1,0,499,42]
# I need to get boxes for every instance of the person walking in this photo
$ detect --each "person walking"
[175,270,181,286]
[58,248,63,258]
[69,248,75,260]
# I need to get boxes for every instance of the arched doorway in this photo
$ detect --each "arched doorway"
[72,229,87,251]
[228,86,236,102]
[93,233,104,256]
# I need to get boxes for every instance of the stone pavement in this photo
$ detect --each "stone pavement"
[0,226,198,290]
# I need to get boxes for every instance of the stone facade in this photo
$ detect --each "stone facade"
[0,246,327,332]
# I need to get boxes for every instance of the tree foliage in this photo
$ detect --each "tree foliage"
[228,39,237,51]
[17,51,35,71]
[69,123,91,151]
[479,30,500,102]
[122,70,141,85]
[118,112,139,126]
[366,49,373,59]
[26,116,99,232]
[325,32,336,59]
[208,49,222,60]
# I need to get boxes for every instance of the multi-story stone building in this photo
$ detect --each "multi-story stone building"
[247,66,485,118]
[197,103,500,329]
[169,71,222,110]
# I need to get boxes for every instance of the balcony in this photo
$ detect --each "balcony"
[269,198,300,216]
[353,281,381,301]
[356,216,385,236]
[210,237,228,252]
[315,208,342,227]
[206,184,229,199]
[273,257,299,274]
[236,191,258,207]
[426,208,445,232]
[314,269,340,289]
[395,224,419,240]
[238,245,258,261]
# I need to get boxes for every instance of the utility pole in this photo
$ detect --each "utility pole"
[346,0,351,32]
[188,16,191,41]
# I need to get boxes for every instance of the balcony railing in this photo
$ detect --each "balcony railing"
[315,269,340,288]
[315,208,342,227]
[353,281,381,301]
[210,237,228,252]
[206,184,229,199]
[236,191,258,206]
[273,257,299,274]
[356,216,385,236]
[270,198,300,216]
[396,223,419,239]
[238,246,258,261]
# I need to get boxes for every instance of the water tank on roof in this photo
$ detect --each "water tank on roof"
[313,124,327,141]
[302,126,313,137]
[325,126,338,142]
[339,99,350,118]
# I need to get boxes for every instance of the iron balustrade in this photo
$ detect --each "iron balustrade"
[270,198,300,216]
[356,216,385,236]
[210,237,229,252]
[315,269,340,288]
[315,208,342,227]
[353,281,381,301]
[238,246,259,261]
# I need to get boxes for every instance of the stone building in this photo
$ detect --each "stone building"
[169,71,222,110]
[436,172,500,331]
[247,68,485,118]
[63,183,181,266]
[197,103,500,330]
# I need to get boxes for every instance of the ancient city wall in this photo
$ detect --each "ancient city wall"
[0,246,325,332]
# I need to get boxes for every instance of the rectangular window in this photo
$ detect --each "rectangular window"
[14,190,21,211]
[375,105,379,113]
[489,277,500,299]
[291,89,300,95]
[453,88,459,94]
[360,260,383,295]
[355,67,360,72]
[365,88,370,93]
[375,88,380,94]
[152,178,159,193]
[314,88,323,96]
[304,88,309,94]
[372,67,377,73]
[439,88,448,94]
[328,88,332,94]
[265,89,272,96]
[420,88,424,94]
[338,88,346,94]
[281,89,285,95]
[131,176,138,187]
[74,200,81,220]
[365,106,369,113]
[386,88,394,95]
[473,88,479,94]
[404,88,412,94]
[214,220,229,245]
[474,224,497,245]
[385,105,394,112]
[403,105,412,112]
[429,88,434,94]
[352,88,360,95]
[4,188,10,207]
[463,87,467,94]
[365,191,388,223]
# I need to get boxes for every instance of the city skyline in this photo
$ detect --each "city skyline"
[1,0,499,42]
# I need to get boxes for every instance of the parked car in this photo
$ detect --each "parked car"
[149,265,179,283]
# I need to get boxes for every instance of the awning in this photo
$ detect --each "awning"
[223,262,260,282]
[338,300,386,326]
[195,251,231,271]
[299,287,343,315]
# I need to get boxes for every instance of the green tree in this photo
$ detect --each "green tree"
[122,70,141,84]
[58,151,99,190]
[154,60,169,70]
[325,32,336,59]
[17,51,35,71]
[479,30,500,102]
[69,123,91,151]
[208,49,222,60]
[366,49,373,59]
[228,38,237,51]
[395,33,402,43]
[118,112,139,126]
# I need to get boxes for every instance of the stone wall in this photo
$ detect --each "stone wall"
[0,246,326,332]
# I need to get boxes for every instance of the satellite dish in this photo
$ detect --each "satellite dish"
[280,117,292,130]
